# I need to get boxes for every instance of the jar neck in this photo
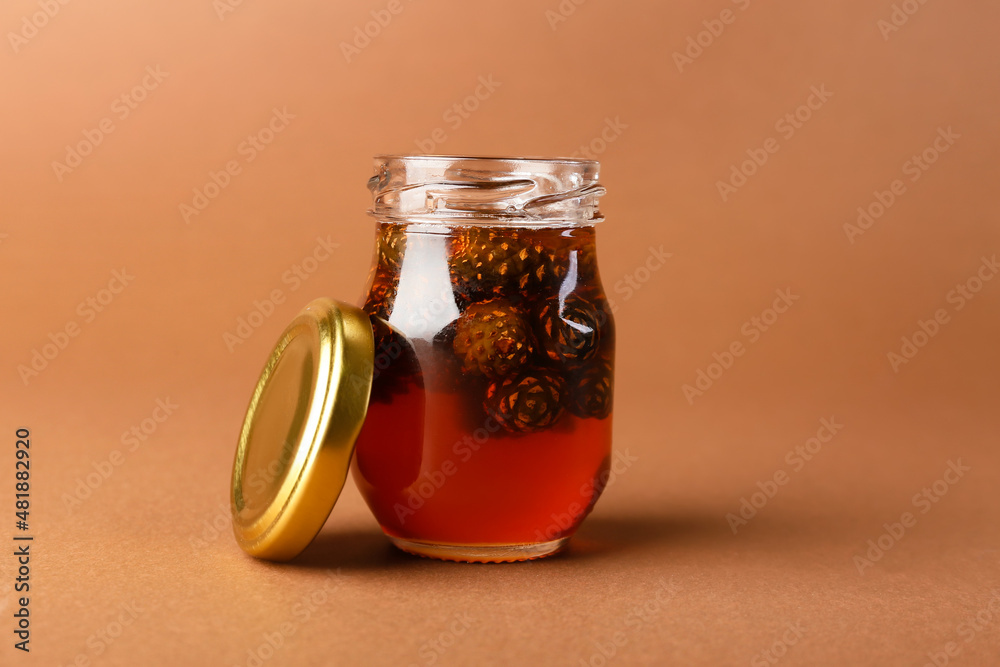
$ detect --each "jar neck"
[367,155,605,226]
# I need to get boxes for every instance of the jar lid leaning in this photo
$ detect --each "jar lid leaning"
[230,298,374,561]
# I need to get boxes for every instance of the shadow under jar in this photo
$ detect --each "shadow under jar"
[351,155,615,562]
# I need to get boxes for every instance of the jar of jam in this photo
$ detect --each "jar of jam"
[230,155,614,563]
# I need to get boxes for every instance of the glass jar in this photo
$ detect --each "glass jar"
[350,155,615,562]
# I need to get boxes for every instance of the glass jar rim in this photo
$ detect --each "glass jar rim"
[367,154,605,225]
[372,154,599,167]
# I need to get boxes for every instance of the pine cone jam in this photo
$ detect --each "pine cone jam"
[351,156,613,562]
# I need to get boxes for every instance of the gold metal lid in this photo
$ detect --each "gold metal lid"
[230,298,374,561]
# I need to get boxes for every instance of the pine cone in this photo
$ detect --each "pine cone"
[534,242,568,292]
[568,356,613,419]
[368,314,421,404]
[574,241,599,284]
[452,298,533,378]
[376,224,407,273]
[364,270,396,322]
[450,228,563,302]
[536,293,601,363]
[432,320,458,350]
[424,322,464,392]
[484,372,566,434]
[364,224,409,321]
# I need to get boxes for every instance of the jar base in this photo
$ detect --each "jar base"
[388,536,569,563]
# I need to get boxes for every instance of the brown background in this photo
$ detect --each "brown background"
[2,0,999,665]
